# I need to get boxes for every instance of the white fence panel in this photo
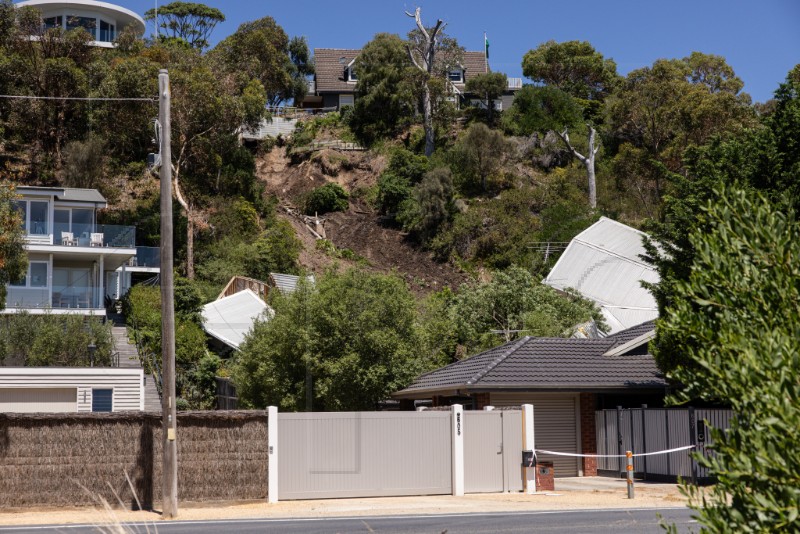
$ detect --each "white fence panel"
[278,411,452,500]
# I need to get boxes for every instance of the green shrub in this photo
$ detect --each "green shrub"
[304,182,349,215]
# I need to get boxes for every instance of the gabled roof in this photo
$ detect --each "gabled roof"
[313,48,360,93]
[393,324,665,399]
[313,48,489,94]
[543,217,659,334]
[201,289,272,350]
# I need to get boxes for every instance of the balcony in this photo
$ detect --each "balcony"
[26,224,136,249]
[507,78,523,90]
[129,246,160,268]
[5,287,103,311]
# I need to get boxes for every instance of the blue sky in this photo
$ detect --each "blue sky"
[121,0,800,103]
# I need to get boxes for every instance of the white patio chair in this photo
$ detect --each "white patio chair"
[90,233,104,247]
[61,231,76,246]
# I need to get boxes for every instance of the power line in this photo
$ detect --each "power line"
[0,94,157,102]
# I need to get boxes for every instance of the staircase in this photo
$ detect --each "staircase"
[110,316,161,412]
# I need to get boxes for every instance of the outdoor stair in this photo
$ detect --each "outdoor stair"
[111,321,161,412]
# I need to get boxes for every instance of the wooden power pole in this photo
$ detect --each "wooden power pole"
[158,68,178,518]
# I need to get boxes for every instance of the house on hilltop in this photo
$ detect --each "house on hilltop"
[299,47,521,111]
[16,0,145,47]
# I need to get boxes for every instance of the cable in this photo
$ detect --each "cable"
[0,94,156,102]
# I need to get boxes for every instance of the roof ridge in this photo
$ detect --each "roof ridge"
[466,336,530,386]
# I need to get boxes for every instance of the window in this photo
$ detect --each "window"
[43,16,63,30]
[448,69,464,83]
[92,389,113,412]
[347,67,358,82]
[55,208,94,239]
[16,200,48,235]
[339,94,354,109]
[11,262,48,288]
[99,20,115,42]
[66,15,96,39]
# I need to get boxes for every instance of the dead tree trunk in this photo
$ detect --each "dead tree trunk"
[405,7,445,158]
[558,126,599,209]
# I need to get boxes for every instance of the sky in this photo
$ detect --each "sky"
[119,0,800,103]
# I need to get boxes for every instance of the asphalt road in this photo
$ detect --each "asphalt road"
[0,508,696,533]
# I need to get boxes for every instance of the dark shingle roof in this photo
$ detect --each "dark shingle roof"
[314,48,360,93]
[394,325,665,398]
[605,320,656,344]
[313,48,489,94]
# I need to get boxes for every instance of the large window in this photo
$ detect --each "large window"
[92,389,113,412]
[99,20,115,42]
[55,208,94,240]
[43,16,63,30]
[16,200,48,236]
[66,15,96,39]
[10,262,49,288]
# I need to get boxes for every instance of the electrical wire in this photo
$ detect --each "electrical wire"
[0,94,156,102]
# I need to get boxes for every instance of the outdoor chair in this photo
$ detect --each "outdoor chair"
[90,233,104,247]
[61,232,77,246]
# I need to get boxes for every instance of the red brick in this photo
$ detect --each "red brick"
[579,393,598,476]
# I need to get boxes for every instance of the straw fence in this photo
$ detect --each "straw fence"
[0,411,268,509]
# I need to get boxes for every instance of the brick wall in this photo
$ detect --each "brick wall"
[473,393,491,410]
[579,393,597,476]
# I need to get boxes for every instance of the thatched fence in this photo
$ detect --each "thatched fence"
[0,411,268,509]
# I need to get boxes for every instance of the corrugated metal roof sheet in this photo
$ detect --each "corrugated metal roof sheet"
[201,289,272,349]
[543,217,659,334]
[269,273,314,295]
[394,327,666,398]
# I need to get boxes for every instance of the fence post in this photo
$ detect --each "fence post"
[451,404,464,496]
[626,451,634,499]
[267,406,278,503]
[522,404,536,494]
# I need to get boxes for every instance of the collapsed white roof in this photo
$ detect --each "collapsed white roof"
[543,217,659,334]
[201,289,272,349]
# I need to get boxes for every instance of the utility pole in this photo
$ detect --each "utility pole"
[158,68,178,518]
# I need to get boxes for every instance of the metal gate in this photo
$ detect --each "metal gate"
[278,411,452,499]
[596,407,733,483]
[464,410,523,493]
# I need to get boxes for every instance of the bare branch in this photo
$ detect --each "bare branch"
[406,7,430,42]
[557,128,588,163]
[406,44,423,71]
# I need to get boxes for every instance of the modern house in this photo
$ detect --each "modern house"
[0,367,145,412]
[300,48,521,111]
[16,0,146,47]
[3,186,154,317]
[543,217,660,335]
[393,321,665,478]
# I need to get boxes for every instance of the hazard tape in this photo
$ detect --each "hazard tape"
[534,444,695,458]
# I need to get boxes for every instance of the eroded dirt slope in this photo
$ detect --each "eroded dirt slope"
[255,146,469,293]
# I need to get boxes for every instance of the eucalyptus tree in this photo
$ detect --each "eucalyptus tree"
[144,1,225,50]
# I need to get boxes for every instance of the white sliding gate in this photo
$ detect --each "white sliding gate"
[278,411,453,500]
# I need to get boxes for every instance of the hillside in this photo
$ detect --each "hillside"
[255,146,469,293]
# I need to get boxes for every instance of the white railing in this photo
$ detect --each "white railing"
[507,78,523,90]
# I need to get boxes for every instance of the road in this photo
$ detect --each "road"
[0,508,695,533]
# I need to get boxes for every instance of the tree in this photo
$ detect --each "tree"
[210,16,299,106]
[404,7,463,157]
[644,65,800,375]
[235,269,437,411]
[144,2,225,50]
[655,186,800,531]
[451,122,510,193]
[287,36,314,104]
[451,266,605,356]
[0,182,27,309]
[522,40,619,101]
[397,167,454,240]
[349,33,415,145]
[465,72,507,124]
[557,126,599,208]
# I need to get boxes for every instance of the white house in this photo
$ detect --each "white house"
[16,0,145,47]
[4,186,155,316]
[0,367,144,412]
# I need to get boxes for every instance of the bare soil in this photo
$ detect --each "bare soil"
[256,146,469,293]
